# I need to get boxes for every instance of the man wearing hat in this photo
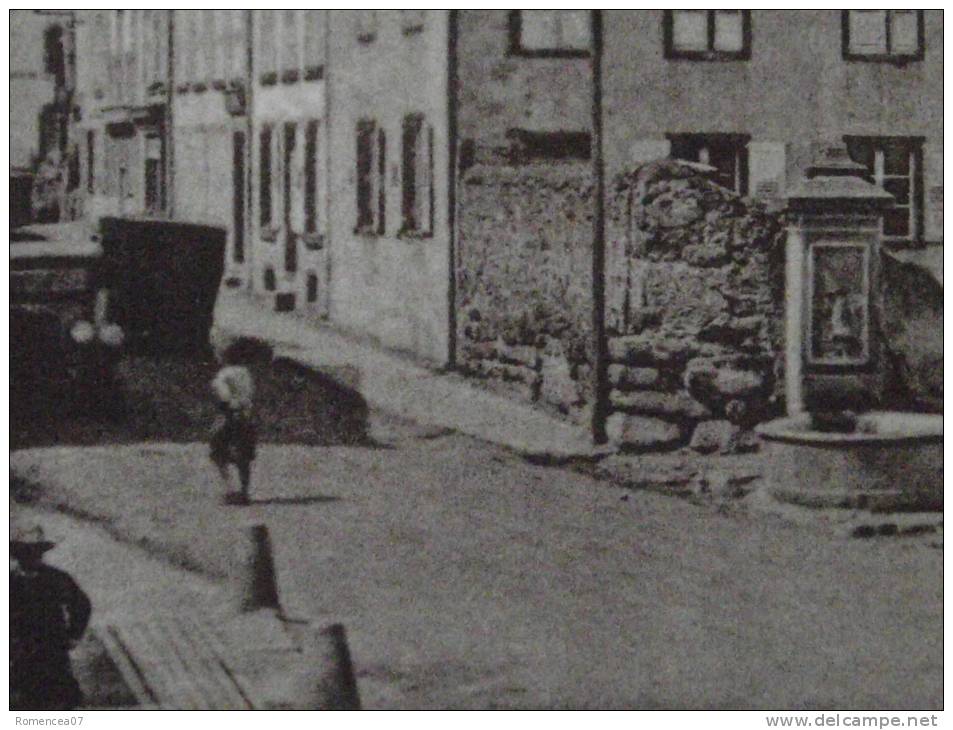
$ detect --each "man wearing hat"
[10,520,92,710]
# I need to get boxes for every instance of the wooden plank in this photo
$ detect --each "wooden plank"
[99,614,261,710]
[117,620,200,710]
[182,613,260,709]
[94,625,159,708]
[153,616,246,710]
[137,619,209,710]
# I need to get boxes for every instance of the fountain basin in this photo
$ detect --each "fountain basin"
[756,411,943,511]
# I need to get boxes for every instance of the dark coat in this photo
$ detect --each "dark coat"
[10,564,92,710]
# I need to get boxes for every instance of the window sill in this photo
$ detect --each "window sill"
[397,228,433,241]
[302,232,325,250]
[507,47,589,59]
[353,225,380,238]
[843,53,923,66]
[665,50,750,61]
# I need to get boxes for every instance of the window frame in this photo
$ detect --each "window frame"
[663,10,751,61]
[399,114,435,238]
[844,135,925,246]
[354,119,386,236]
[841,10,925,63]
[508,10,591,58]
[667,132,751,196]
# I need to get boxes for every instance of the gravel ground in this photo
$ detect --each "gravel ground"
[11,354,944,709]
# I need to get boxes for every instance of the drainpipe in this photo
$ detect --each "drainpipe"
[245,9,255,291]
[446,10,459,369]
[166,10,174,218]
[589,10,609,445]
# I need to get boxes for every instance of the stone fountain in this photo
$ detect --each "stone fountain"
[755,145,943,511]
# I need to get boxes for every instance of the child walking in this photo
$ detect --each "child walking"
[210,341,258,505]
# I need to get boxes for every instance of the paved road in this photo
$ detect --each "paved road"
[13,431,943,710]
[11,353,943,709]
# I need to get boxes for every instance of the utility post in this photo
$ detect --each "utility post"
[590,9,609,445]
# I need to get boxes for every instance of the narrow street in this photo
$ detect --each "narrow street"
[10,354,943,710]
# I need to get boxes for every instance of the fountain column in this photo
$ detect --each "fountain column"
[782,144,893,418]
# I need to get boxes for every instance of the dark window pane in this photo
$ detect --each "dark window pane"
[883,208,911,237]
[356,121,374,229]
[845,140,874,172]
[232,131,245,262]
[883,144,910,176]
[259,126,272,226]
[882,177,910,206]
[402,115,420,231]
[305,121,318,234]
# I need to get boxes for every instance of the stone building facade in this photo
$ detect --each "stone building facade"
[68,10,942,447]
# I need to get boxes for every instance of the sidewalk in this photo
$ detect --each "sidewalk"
[212,288,609,461]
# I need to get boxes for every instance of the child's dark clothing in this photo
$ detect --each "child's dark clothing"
[209,365,257,468]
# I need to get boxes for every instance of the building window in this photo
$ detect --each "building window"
[259,125,273,227]
[258,10,278,84]
[303,11,324,79]
[232,131,246,263]
[669,133,750,195]
[304,120,319,234]
[280,10,301,83]
[283,122,297,273]
[86,131,95,194]
[400,114,434,236]
[506,129,591,163]
[400,9,425,36]
[144,134,164,215]
[355,120,385,235]
[664,10,750,60]
[842,11,924,62]
[509,10,590,56]
[845,137,923,245]
[356,11,378,44]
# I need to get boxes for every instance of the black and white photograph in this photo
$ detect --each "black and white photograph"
[7,8,944,717]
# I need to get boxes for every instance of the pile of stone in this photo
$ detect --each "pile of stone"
[604,159,786,453]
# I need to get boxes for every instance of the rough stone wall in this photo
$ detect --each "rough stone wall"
[456,160,595,420]
[881,253,943,413]
[604,159,786,453]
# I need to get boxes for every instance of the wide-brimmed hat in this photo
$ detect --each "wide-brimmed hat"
[10,522,56,552]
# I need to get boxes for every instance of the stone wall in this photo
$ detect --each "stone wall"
[456,161,595,420]
[881,253,943,412]
[604,160,786,453]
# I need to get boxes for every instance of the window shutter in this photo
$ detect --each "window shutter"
[417,123,434,235]
[259,125,272,227]
[304,120,319,234]
[377,128,387,235]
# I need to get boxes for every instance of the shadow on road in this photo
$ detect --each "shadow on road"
[11,352,376,452]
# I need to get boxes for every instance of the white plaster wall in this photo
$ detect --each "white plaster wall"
[327,10,451,364]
